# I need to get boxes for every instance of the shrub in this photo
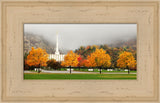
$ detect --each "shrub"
[47,59,62,70]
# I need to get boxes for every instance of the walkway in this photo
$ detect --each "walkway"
[24,70,136,74]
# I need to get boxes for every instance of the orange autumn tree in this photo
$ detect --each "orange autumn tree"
[86,49,111,68]
[82,59,90,67]
[117,51,136,70]
[61,50,79,67]
[27,47,49,67]
[86,54,97,67]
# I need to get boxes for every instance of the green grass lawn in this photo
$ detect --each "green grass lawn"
[24,73,136,80]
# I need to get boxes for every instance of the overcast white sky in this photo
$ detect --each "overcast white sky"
[24,24,137,50]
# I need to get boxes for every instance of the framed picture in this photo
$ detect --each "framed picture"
[0,0,159,103]
[23,24,137,80]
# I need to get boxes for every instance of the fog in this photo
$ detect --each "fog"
[24,24,137,50]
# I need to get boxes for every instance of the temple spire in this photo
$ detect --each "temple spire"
[55,32,60,55]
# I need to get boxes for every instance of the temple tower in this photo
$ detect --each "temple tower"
[55,32,60,55]
[49,32,65,61]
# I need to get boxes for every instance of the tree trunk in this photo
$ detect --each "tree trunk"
[70,66,71,74]
[38,64,41,73]
[128,68,130,74]
[100,67,102,74]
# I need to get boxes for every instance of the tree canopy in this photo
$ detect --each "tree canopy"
[26,47,48,67]
[86,49,111,68]
[117,51,136,69]
[61,50,79,67]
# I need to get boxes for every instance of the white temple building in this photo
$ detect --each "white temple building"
[49,33,65,62]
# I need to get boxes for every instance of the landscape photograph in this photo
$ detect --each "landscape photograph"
[24,24,137,80]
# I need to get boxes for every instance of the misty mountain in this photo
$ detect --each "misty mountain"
[24,33,70,54]
[24,24,137,50]
[24,33,56,54]
[24,32,136,54]
[108,37,136,50]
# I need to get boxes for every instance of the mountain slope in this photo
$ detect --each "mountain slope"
[109,38,136,50]
[24,33,55,54]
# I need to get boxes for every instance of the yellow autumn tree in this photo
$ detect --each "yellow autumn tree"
[61,50,79,67]
[117,51,136,69]
[86,54,97,67]
[27,47,49,67]
[86,49,111,68]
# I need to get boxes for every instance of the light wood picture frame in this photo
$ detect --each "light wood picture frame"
[0,0,159,103]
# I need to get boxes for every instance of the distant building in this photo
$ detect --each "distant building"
[49,33,65,62]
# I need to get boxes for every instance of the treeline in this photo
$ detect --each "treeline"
[24,45,137,71]
[75,45,136,68]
